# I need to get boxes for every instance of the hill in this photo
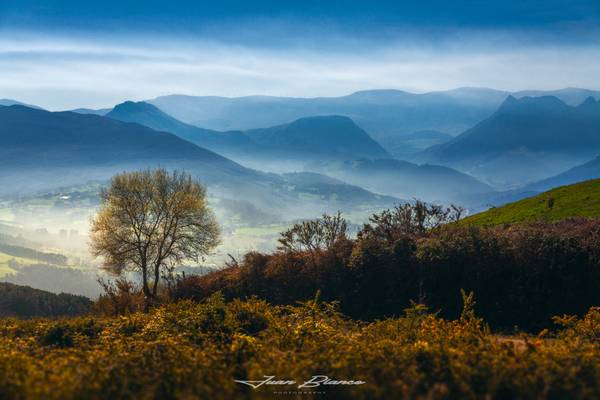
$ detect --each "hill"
[0,99,43,109]
[106,102,390,163]
[0,104,263,196]
[281,172,399,207]
[245,115,390,160]
[420,96,600,188]
[105,101,256,154]
[513,87,600,106]
[379,129,453,157]
[0,282,91,317]
[311,158,493,203]
[462,179,600,226]
[70,107,111,115]
[525,155,600,192]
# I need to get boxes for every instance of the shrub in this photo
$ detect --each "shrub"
[0,298,600,399]
[172,215,600,331]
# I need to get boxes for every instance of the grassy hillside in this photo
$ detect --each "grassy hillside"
[463,179,600,226]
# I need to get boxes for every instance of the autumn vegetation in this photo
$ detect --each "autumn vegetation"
[172,209,600,332]
[2,171,600,399]
[1,294,600,399]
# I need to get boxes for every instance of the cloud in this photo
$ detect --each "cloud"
[0,32,599,110]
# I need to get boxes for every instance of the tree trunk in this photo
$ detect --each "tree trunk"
[141,264,152,313]
[152,263,160,297]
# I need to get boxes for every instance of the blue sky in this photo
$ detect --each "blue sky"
[1,0,599,109]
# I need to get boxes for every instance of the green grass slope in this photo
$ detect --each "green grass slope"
[463,179,600,226]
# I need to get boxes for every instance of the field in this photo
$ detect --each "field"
[0,252,38,277]
[463,179,600,226]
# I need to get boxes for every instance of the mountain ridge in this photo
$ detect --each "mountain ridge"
[418,95,600,188]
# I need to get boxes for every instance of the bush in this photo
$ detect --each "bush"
[172,214,600,331]
[0,297,600,399]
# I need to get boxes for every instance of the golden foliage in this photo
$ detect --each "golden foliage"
[0,295,599,399]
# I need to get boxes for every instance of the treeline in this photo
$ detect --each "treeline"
[169,203,600,331]
[0,242,68,265]
[0,282,91,318]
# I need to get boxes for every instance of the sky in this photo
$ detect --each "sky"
[0,0,599,110]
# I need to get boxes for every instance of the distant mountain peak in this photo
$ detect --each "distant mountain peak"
[111,100,162,113]
[0,99,43,110]
[498,95,518,108]
[579,96,599,108]
[497,95,567,114]
[289,114,356,126]
[245,115,390,159]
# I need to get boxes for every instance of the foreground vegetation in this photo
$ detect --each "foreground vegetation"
[1,294,600,400]
[462,178,600,226]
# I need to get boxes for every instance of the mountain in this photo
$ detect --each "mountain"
[462,179,600,226]
[0,99,43,109]
[525,155,600,192]
[105,101,256,153]
[282,171,398,204]
[513,88,600,107]
[245,115,390,159]
[70,107,111,115]
[310,158,493,203]
[0,105,244,172]
[378,130,453,157]
[148,88,600,144]
[0,105,275,202]
[148,88,509,140]
[419,96,600,188]
[0,105,396,219]
[106,101,389,164]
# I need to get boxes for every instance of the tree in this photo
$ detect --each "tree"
[358,200,462,244]
[278,212,348,254]
[90,169,220,310]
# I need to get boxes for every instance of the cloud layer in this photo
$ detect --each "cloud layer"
[1,31,599,110]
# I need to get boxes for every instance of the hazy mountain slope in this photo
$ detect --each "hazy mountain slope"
[0,105,242,170]
[462,179,600,226]
[525,155,600,192]
[105,101,256,153]
[0,105,272,198]
[70,107,111,115]
[148,88,600,143]
[106,102,389,163]
[148,88,509,139]
[419,96,600,188]
[0,105,397,219]
[281,172,399,208]
[514,88,600,106]
[0,99,43,109]
[246,115,390,159]
[379,130,453,157]
[311,158,493,203]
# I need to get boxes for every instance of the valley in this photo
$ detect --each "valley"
[2,87,600,300]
